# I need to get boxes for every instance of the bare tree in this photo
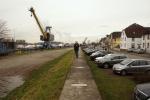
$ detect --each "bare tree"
[0,20,9,40]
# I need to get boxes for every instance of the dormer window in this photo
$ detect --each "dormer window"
[132,38,135,42]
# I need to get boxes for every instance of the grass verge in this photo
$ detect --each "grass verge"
[3,50,74,100]
[84,54,136,100]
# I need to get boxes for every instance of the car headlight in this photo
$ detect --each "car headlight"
[115,67,122,70]
[95,59,98,62]
[96,60,101,63]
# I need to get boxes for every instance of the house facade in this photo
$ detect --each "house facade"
[120,23,146,50]
[110,32,121,49]
[100,37,106,49]
[141,27,150,53]
[100,35,111,51]
[100,23,150,53]
[120,31,142,50]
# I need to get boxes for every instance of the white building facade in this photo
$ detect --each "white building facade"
[120,31,142,50]
[141,34,150,53]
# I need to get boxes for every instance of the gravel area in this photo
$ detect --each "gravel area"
[0,48,72,98]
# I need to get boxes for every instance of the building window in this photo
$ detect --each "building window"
[138,44,141,49]
[147,43,149,48]
[148,34,150,40]
[143,36,145,40]
[124,43,126,47]
[132,38,135,42]
[143,43,145,48]
[131,43,135,48]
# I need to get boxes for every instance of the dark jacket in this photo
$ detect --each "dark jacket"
[74,43,79,51]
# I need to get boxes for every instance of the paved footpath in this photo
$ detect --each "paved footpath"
[59,50,102,100]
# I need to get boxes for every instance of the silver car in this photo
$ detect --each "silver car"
[95,54,127,68]
[134,49,145,54]
[113,59,150,75]
[134,83,150,100]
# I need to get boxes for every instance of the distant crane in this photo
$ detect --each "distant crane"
[29,7,54,48]
[82,37,87,45]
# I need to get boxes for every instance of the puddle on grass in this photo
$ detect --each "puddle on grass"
[0,75,24,98]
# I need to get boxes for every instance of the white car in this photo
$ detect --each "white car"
[95,54,127,68]
[95,56,104,63]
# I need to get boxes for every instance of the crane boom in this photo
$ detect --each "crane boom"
[83,37,87,44]
[29,7,47,39]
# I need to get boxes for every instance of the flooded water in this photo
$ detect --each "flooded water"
[0,75,24,97]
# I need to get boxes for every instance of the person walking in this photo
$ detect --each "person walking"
[74,41,79,58]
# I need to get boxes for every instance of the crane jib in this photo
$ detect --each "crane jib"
[29,7,50,41]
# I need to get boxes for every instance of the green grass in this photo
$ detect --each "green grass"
[3,50,74,100]
[84,54,136,100]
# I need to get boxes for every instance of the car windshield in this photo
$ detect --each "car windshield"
[103,54,113,58]
[120,59,132,65]
[96,51,100,54]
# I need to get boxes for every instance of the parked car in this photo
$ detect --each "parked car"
[95,54,127,68]
[134,83,150,100]
[134,49,145,54]
[83,48,91,53]
[83,48,90,52]
[127,48,136,52]
[86,49,98,55]
[113,59,150,75]
[90,51,106,60]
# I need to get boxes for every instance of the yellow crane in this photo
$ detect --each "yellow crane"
[83,37,87,45]
[29,7,51,42]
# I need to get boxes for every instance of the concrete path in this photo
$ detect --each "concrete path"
[59,50,102,100]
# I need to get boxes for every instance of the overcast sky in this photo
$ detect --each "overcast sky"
[0,0,150,43]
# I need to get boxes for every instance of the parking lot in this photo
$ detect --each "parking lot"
[83,47,150,100]
[112,50,150,60]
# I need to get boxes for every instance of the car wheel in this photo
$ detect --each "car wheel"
[121,70,127,76]
[103,63,109,69]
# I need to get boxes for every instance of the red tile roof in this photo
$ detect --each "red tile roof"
[145,27,150,34]
[124,23,147,38]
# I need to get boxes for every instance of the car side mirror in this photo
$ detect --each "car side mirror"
[128,65,132,68]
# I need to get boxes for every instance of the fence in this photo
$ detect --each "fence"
[0,42,15,56]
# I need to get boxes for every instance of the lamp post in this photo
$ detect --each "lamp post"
[145,35,146,52]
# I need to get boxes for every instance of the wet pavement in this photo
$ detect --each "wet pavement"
[59,50,101,100]
[0,75,24,97]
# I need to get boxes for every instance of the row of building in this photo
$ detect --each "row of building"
[100,23,150,53]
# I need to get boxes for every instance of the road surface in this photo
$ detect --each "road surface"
[0,48,72,97]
